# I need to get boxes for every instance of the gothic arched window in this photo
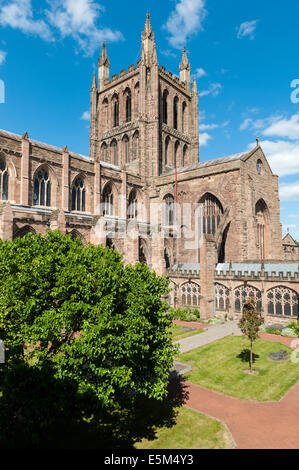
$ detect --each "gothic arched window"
[163,194,174,226]
[215,283,230,311]
[102,184,114,216]
[128,190,138,219]
[182,101,187,133]
[113,97,119,127]
[111,140,118,166]
[165,136,170,166]
[72,177,86,212]
[132,131,139,161]
[34,168,51,207]
[101,143,108,162]
[255,199,269,260]
[198,193,223,237]
[122,136,129,164]
[234,285,262,314]
[183,144,188,167]
[126,91,131,123]
[180,282,201,307]
[257,159,262,175]
[173,97,179,130]
[174,140,180,168]
[0,158,8,201]
[267,287,298,318]
[163,90,168,124]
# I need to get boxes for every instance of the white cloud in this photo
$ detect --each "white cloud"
[81,110,90,121]
[46,0,123,55]
[163,0,207,49]
[195,67,206,78]
[199,123,218,131]
[0,0,123,55]
[0,0,52,41]
[263,114,299,140]
[199,83,222,97]
[0,50,7,65]
[198,132,211,146]
[280,181,299,201]
[237,20,258,40]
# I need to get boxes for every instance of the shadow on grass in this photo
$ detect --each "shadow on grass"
[0,360,189,449]
[237,349,260,367]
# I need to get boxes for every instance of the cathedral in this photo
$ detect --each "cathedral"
[0,14,298,323]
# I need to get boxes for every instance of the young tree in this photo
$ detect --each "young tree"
[0,231,176,445]
[238,295,264,373]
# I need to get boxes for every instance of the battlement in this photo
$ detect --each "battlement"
[159,65,186,92]
[105,63,139,87]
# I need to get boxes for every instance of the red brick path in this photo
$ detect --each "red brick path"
[173,320,209,330]
[171,333,299,449]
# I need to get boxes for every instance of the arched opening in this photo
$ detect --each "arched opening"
[255,199,270,259]
[163,194,174,226]
[14,225,36,240]
[112,95,119,127]
[122,135,129,164]
[198,193,224,237]
[0,157,9,201]
[102,98,108,130]
[173,97,179,130]
[234,285,262,314]
[180,282,201,307]
[182,102,187,133]
[218,223,230,263]
[101,142,108,162]
[174,140,180,168]
[132,131,139,161]
[111,140,118,166]
[34,167,51,207]
[215,284,230,311]
[102,183,114,216]
[267,287,298,318]
[125,90,131,123]
[162,90,168,125]
[164,136,170,166]
[128,190,138,219]
[71,176,86,212]
[183,144,188,167]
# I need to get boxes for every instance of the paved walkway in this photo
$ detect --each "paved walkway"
[170,324,299,449]
[174,321,242,354]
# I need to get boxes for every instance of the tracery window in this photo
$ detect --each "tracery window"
[215,283,230,311]
[34,168,51,207]
[198,193,223,237]
[0,158,8,201]
[267,286,298,318]
[234,285,262,313]
[71,177,86,212]
[180,282,201,307]
[128,190,137,219]
[102,184,114,216]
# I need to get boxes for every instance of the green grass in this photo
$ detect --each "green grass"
[179,336,299,402]
[170,324,204,341]
[134,406,234,449]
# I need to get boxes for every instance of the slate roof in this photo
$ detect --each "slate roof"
[170,262,299,276]
[0,129,90,162]
[166,150,253,176]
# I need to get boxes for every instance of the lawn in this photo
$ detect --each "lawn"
[170,324,204,341]
[134,406,234,449]
[179,336,299,402]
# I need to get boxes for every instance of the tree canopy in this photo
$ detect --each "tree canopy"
[0,231,176,446]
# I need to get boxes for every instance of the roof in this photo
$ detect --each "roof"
[166,150,253,176]
[0,129,91,162]
[170,262,299,276]
[216,263,299,276]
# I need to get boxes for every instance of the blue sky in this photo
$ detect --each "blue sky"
[0,0,299,240]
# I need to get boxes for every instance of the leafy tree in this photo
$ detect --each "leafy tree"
[0,231,176,446]
[238,296,264,373]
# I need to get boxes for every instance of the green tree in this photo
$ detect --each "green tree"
[0,231,176,446]
[238,296,264,373]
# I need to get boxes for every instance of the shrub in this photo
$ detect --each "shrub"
[286,322,299,337]
[171,307,200,322]
[281,328,298,338]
